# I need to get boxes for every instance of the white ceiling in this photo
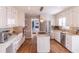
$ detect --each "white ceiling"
[15,6,69,16]
[41,6,69,15]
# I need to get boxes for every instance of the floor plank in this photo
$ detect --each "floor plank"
[17,39,70,53]
[17,39,37,53]
[50,39,70,53]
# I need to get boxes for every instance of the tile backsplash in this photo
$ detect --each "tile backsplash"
[51,26,62,30]
[9,26,23,34]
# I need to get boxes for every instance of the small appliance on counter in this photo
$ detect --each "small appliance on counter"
[0,28,10,43]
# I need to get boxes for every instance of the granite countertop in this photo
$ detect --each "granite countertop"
[0,34,17,48]
[52,29,79,36]
[0,32,23,49]
[37,34,50,37]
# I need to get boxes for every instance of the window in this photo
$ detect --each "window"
[59,17,66,27]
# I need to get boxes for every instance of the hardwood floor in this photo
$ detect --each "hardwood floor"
[17,39,37,53]
[17,39,70,53]
[50,39,70,53]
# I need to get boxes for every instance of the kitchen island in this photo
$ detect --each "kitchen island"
[37,34,50,53]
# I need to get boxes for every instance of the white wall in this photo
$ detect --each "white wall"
[25,15,32,38]
[17,10,25,27]
[51,16,55,26]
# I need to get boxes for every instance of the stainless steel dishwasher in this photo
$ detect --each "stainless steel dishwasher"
[61,32,66,46]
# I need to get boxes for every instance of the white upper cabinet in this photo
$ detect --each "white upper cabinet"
[56,10,68,26]
[0,6,25,28]
[0,7,7,28]
[55,7,79,27]
[65,8,73,26]
[72,7,79,27]
[65,7,79,27]
[6,7,18,27]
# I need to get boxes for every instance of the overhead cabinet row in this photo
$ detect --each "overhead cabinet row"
[0,7,25,28]
[55,7,79,27]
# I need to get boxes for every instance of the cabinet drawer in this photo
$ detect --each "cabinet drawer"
[50,32,55,39]
[66,34,72,51]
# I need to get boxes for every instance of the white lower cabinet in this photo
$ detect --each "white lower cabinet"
[12,33,25,52]
[37,35,50,53]
[66,34,79,53]
[0,33,24,53]
[72,36,79,53]
[54,31,61,43]
[50,31,55,39]
[66,34,72,51]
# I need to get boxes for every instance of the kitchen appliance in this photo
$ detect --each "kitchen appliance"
[0,31,10,43]
[61,32,66,46]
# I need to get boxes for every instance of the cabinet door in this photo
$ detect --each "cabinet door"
[11,7,17,26]
[7,7,13,27]
[55,31,61,43]
[66,34,72,51]
[54,31,58,41]
[37,36,50,52]
[7,7,17,27]
[72,7,79,27]
[50,31,55,39]
[65,8,73,26]
[57,32,61,43]
[72,36,79,53]
[0,7,7,28]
